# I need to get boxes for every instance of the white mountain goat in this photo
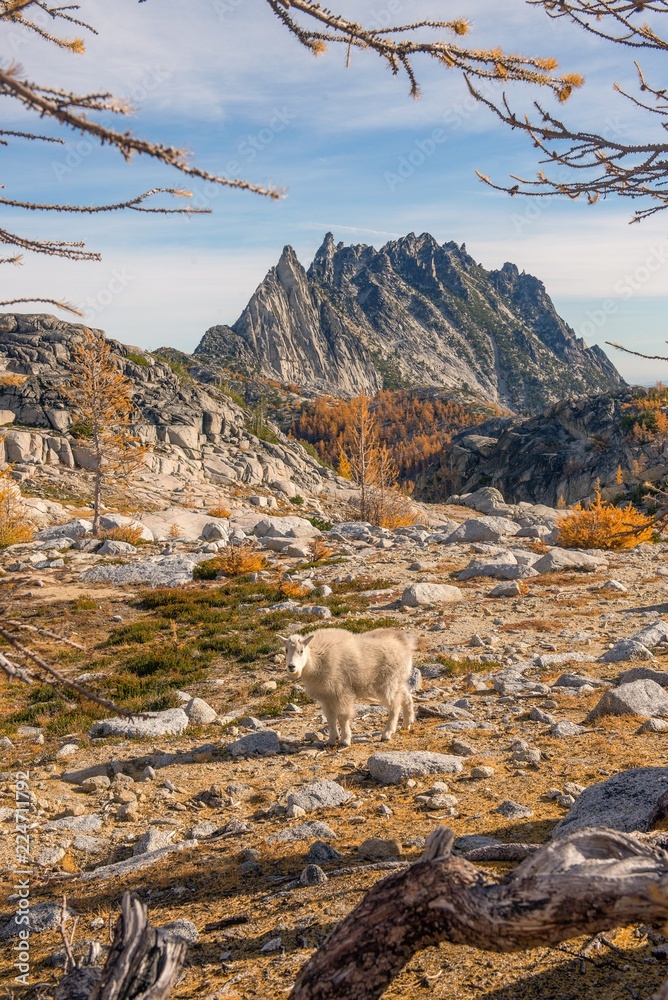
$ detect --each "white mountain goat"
[278,627,417,746]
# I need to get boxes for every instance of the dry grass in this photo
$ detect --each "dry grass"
[101,524,145,545]
[498,618,566,633]
[0,473,34,548]
[556,489,653,549]
[0,372,26,386]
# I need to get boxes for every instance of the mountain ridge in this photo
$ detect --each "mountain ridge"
[195,232,623,414]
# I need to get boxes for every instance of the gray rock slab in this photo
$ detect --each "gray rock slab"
[629,621,668,648]
[586,678,668,721]
[600,639,654,663]
[286,779,353,813]
[532,548,607,574]
[228,729,280,757]
[79,841,197,881]
[266,820,337,845]
[79,553,210,588]
[401,582,463,607]
[132,828,175,855]
[45,814,103,833]
[448,516,520,543]
[618,666,668,687]
[495,800,534,820]
[550,720,587,738]
[366,751,464,784]
[97,540,137,555]
[90,708,188,739]
[553,767,668,838]
[553,672,606,689]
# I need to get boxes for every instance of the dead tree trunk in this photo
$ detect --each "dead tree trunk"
[290,826,668,1000]
[54,892,187,1000]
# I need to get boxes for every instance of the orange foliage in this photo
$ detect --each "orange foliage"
[556,487,654,550]
[208,505,231,518]
[292,390,484,484]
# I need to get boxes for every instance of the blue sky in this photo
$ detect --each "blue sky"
[3,0,668,385]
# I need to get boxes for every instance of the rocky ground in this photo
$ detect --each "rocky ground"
[2,486,668,1000]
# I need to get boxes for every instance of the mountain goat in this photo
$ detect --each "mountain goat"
[278,627,417,746]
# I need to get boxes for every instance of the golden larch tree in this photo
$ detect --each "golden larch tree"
[66,331,146,534]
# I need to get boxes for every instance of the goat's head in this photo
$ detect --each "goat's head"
[278,633,314,679]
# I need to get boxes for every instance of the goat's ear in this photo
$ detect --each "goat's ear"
[277,635,289,646]
[302,634,316,646]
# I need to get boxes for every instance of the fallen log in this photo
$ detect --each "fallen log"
[290,826,668,1000]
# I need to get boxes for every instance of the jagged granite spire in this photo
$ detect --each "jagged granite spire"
[195,234,623,412]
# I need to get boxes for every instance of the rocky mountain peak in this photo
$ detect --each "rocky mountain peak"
[196,233,623,412]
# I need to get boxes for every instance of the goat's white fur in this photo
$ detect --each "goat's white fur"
[279,628,417,746]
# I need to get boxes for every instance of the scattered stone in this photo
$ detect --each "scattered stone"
[358,837,402,860]
[600,639,654,663]
[286,780,353,813]
[35,847,65,868]
[489,581,523,598]
[228,729,280,757]
[55,743,79,760]
[532,548,607,574]
[81,775,111,794]
[79,841,197,881]
[553,767,668,838]
[183,697,218,726]
[638,718,668,733]
[471,765,495,779]
[586,679,668,721]
[550,720,587,738]
[187,820,219,839]
[304,842,341,866]
[601,580,628,593]
[98,539,137,555]
[260,936,283,954]
[618,666,668,688]
[630,621,668,648]
[45,814,103,833]
[160,919,199,944]
[133,829,176,855]
[299,864,328,886]
[529,708,556,725]
[1,902,72,939]
[401,583,463,607]
[448,516,520,543]
[495,800,534,820]
[266,821,337,845]
[366,751,464,784]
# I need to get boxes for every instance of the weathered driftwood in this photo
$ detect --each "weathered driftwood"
[290,826,668,1000]
[55,891,187,1000]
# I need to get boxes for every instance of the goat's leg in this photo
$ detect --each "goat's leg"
[338,704,356,748]
[401,687,415,729]
[382,697,402,741]
[321,702,340,746]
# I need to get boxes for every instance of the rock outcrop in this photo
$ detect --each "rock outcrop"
[195,232,622,413]
[0,313,325,491]
[445,388,668,505]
